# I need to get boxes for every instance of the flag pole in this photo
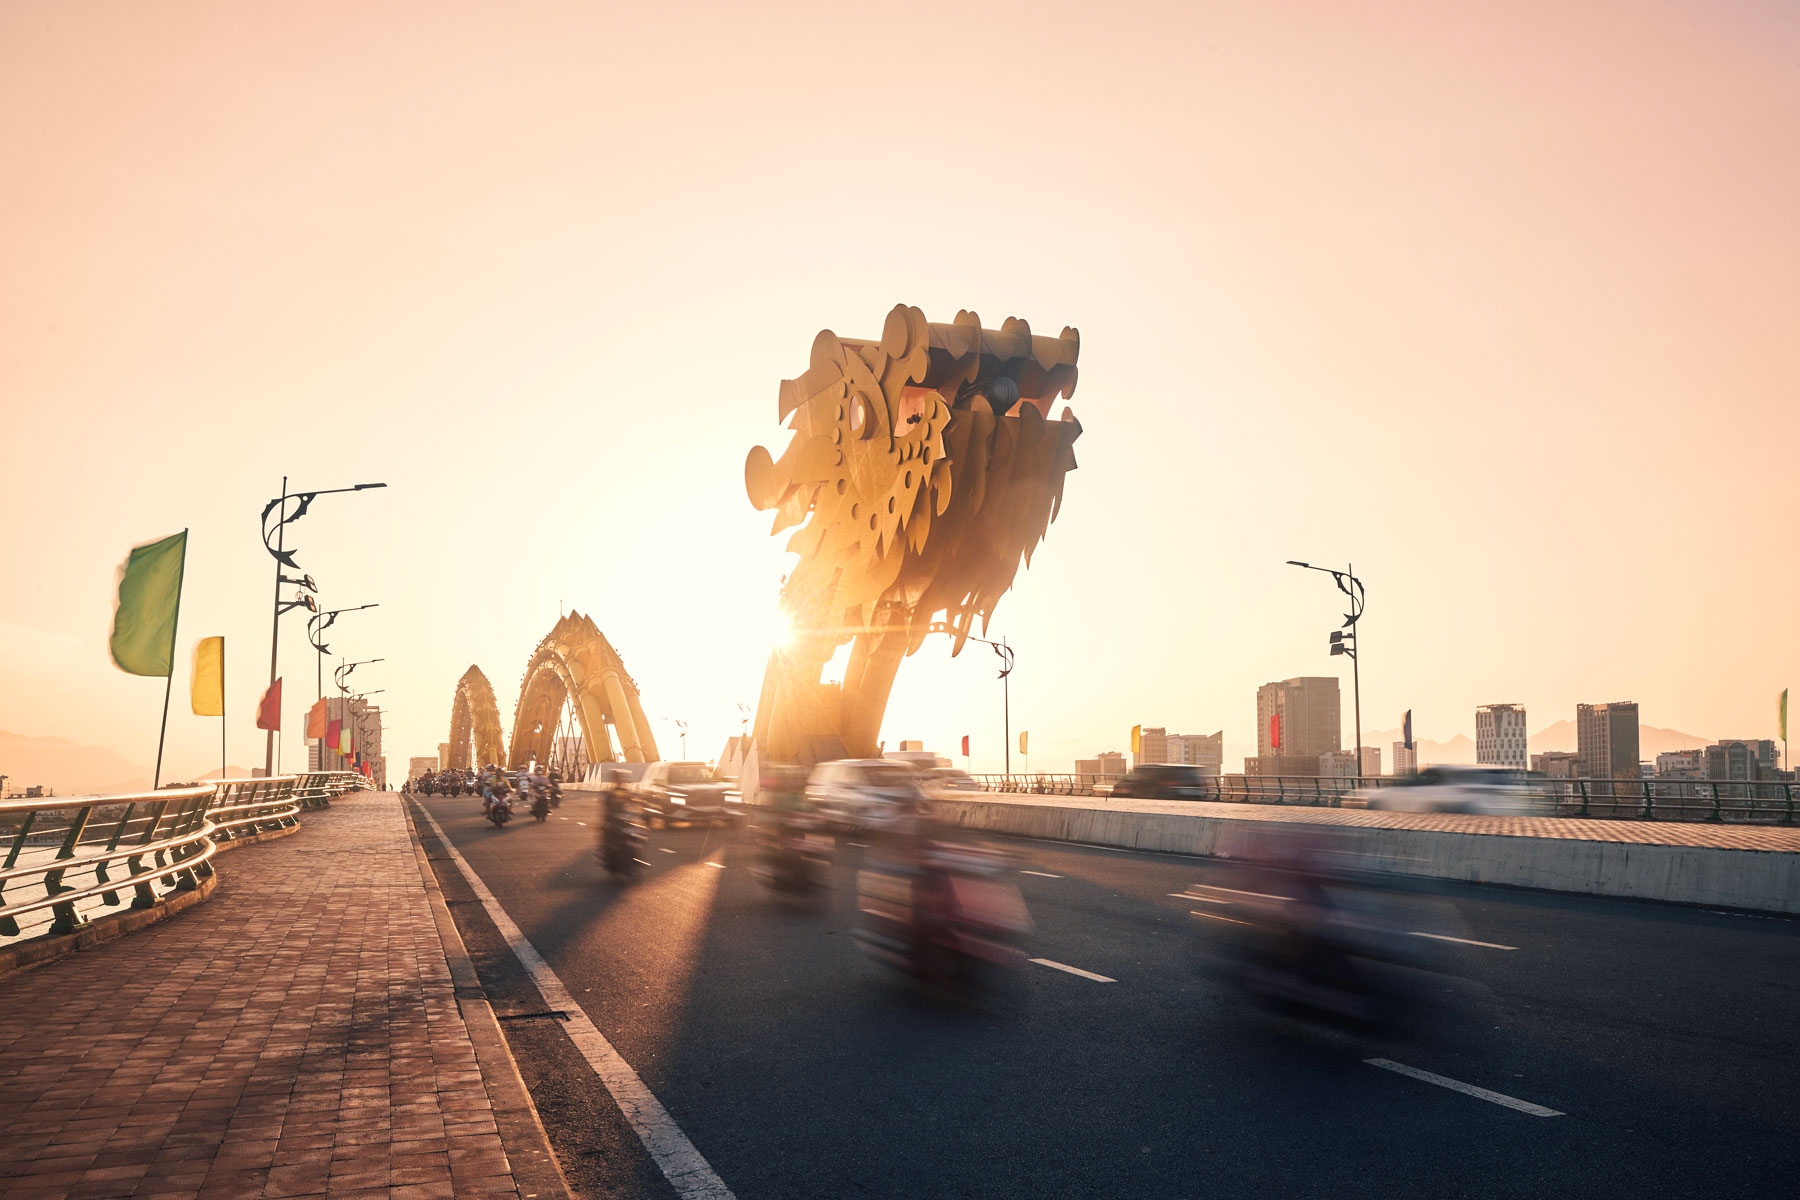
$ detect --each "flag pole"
[152,530,189,789]
[220,637,227,780]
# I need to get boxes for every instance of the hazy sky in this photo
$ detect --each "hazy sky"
[3,0,1796,786]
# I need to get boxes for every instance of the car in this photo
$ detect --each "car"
[806,759,925,832]
[634,761,736,828]
[1357,765,1536,815]
[1108,763,1212,801]
[918,767,982,800]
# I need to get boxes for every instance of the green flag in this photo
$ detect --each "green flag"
[109,531,188,676]
[1781,688,1788,743]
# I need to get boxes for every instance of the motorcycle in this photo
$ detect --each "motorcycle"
[530,780,551,822]
[485,791,513,828]
[855,840,1032,1000]
[598,810,646,882]
[752,813,832,901]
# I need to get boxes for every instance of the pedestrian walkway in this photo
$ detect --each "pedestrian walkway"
[0,792,558,1200]
[976,791,1800,851]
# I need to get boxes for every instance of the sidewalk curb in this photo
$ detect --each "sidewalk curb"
[403,798,575,1200]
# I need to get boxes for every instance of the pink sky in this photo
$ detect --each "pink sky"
[2,0,1796,786]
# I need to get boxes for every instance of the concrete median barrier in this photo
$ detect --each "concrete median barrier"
[931,796,1800,915]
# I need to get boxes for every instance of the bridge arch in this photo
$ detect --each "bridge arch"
[446,666,507,769]
[508,612,660,769]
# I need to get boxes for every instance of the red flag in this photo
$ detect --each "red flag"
[960,734,970,756]
[1270,713,1281,750]
[305,698,328,739]
[256,678,282,731]
[326,718,342,751]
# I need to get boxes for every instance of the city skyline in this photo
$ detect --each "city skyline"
[2,1,1796,786]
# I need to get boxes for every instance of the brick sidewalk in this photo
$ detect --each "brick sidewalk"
[976,792,1800,851]
[0,794,529,1200]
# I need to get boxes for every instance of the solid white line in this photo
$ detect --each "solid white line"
[1020,870,1062,878]
[1029,958,1116,983]
[412,804,736,1198]
[1409,931,1518,951]
[1364,1059,1563,1117]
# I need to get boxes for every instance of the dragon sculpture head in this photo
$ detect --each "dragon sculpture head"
[745,303,1081,763]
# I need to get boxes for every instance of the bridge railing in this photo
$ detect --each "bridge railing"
[965,773,1797,824]
[0,771,372,949]
[0,785,219,944]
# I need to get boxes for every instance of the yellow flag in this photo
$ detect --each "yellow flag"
[1018,731,1029,755]
[190,636,224,716]
[1130,724,1142,754]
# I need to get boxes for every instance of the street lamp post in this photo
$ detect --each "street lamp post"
[260,478,386,775]
[308,603,377,770]
[929,623,1015,780]
[333,658,384,771]
[1287,561,1367,781]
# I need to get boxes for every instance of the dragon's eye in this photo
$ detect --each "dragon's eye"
[849,397,866,433]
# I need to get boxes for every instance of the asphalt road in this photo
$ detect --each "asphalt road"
[413,791,1800,1200]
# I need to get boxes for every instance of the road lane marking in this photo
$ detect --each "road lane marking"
[1192,910,1253,926]
[634,858,653,866]
[845,841,866,847]
[574,821,587,826]
[1029,958,1116,983]
[659,848,677,854]
[1408,932,1517,950]
[1020,870,1062,878]
[705,861,726,869]
[1364,1059,1563,1117]
[411,804,736,1199]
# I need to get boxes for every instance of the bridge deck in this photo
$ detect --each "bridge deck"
[971,791,1800,852]
[0,792,558,1200]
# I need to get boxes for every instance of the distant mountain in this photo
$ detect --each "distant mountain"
[0,730,152,797]
[1364,728,1476,766]
[1363,720,1714,767]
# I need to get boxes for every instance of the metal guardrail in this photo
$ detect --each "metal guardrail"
[966,773,1799,824]
[0,771,370,947]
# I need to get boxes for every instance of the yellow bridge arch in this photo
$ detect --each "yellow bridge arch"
[508,612,659,769]
[446,666,507,769]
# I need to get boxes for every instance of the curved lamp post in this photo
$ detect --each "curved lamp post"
[260,477,386,773]
[1287,561,1367,780]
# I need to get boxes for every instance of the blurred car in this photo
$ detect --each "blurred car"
[1108,763,1212,801]
[919,767,982,800]
[806,759,924,832]
[1357,765,1535,815]
[635,761,736,828]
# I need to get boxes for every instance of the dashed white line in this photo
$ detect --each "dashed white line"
[659,847,678,854]
[1408,932,1518,950]
[1365,1059,1562,1117]
[1192,910,1253,926]
[1021,870,1062,878]
[633,857,652,866]
[705,861,727,869]
[574,821,586,826]
[1029,958,1116,983]
[845,841,867,847]
[411,804,736,1198]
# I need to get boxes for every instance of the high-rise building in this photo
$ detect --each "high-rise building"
[1392,743,1418,776]
[1476,704,1528,769]
[1165,731,1224,777]
[1576,702,1640,782]
[1320,751,1358,779]
[1133,727,1168,768]
[1705,740,1777,781]
[1251,677,1340,776]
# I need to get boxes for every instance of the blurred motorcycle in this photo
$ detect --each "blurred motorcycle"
[856,839,1031,1001]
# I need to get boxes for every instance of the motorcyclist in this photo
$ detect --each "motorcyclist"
[755,764,823,894]
[598,769,642,877]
